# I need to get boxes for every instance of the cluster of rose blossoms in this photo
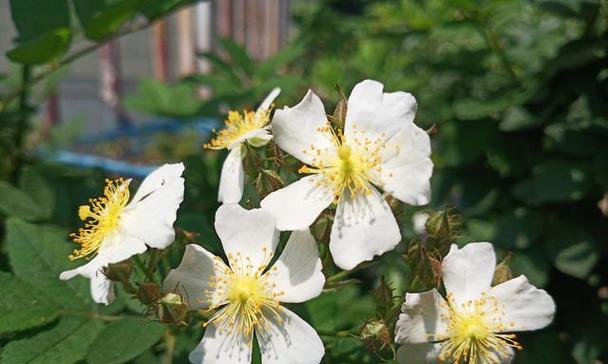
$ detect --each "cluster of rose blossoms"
[59,80,556,364]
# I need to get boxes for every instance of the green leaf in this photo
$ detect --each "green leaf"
[452,98,510,121]
[5,218,91,307]
[125,79,201,118]
[7,0,72,64]
[511,248,550,287]
[555,241,599,279]
[0,181,49,221]
[19,167,55,220]
[85,318,165,364]
[9,0,70,41]
[6,28,72,65]
[512,160,593,204]
[0,272,58,336]
[0,317,104,364]
[499,106,541,131]
[73,0,141,40]
[440,120,498,166]
[218,38,255,75]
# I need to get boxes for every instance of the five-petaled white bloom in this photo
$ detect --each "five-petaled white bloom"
[60,163,185,305]
[163,204,325,364]
[206,88,281,204]
[394,242,556,364]
[260,79,433,270]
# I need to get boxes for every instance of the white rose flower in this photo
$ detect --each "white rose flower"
[260,79,433,270]
[394,242,556,364]
[59,163,185,305]
[163,204,325,364]
[206,88,281,204]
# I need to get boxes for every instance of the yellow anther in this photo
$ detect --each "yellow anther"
[69,178,131,261]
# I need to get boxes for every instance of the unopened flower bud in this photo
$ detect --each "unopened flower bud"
[360,319,391,352]
[137,282,162,305]
[103,262,132,283]
[159,293,189,326]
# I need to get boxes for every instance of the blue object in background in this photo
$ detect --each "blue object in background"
[38,118,219,178]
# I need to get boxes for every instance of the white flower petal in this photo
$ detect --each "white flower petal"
[490,275,556,332]
[413,212,430,235]
[163,244,229,309]
[246,127,273,147]
[395,289,449,344]
[60,234,147,305]
[344,79,417,143]
[442,242,496,303]
[271,90,336,166]
[60,257,115,305]
[215,205,279,268]
[89,270,115,305]
[265,230,325,303]
[396,343,441,364]
[329,186,401,270]
[189,324,253,364]
[257,307,324,364]
[260,175,334,231]
[379,123,433,206]
[96,233,148,264]
[256,87,281,115]
[218,146,245,204]
[130,163,185,204]
[399,344,515,364]
[120,170,185,249]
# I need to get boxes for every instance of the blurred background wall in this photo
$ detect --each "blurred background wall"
[0,0,291,133]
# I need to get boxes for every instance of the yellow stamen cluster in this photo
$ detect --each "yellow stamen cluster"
[299,123,387,201]
[436,293,521,364]
[204,108,271,150]
[202,247,284,339]
[69,178,131,260]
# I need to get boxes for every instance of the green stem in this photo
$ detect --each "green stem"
[162,328,176,364]
[326,261,375,283]
[57,310,125,322]
[316,329,356,338]
[10,65,31,183]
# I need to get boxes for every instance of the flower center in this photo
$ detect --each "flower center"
[437,294,522,364]
[69,178,131,260]
[205,108,271,150]
[203,251,284,336]
[299,124,384,200]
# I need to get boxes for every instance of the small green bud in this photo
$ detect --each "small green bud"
[330,85,348,129]
[247,135,272,148]
[360,319,391,352]
[373,276,395,316]
[159,293,189,326]
[492,253,513,286]
[425,205,461,256]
